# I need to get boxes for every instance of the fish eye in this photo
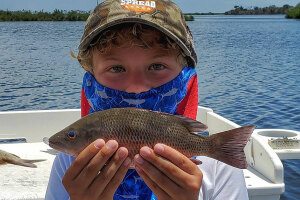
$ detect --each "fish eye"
[68,130,78,140]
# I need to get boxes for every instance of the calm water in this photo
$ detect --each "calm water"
[0,15,299,199]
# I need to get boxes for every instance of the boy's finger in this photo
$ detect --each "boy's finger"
[138,147,188,187]
[190,158,202,165]
[77,140,119,184]
[134,154,181,197]
[154,143,199,174]
[139,146,202,189]
[135,163,172,200]
[64,139,105,181]
[100,157,132,198]
[89,146,129,194]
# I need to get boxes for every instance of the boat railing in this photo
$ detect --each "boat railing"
[0,109,81,143]
[197,106,287,200]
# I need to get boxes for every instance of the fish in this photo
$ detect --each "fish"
[44,107,255,169]
[0,149,46,168]
[161,88,178,98]
[121,97,146,105]
[97,89,109,99]
[116,194,140,199]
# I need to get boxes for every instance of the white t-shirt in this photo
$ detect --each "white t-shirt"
[45,153,248,200]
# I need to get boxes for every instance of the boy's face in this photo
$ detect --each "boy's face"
[92,44,183,94]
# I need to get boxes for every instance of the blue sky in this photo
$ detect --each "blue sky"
[0,0,299,13]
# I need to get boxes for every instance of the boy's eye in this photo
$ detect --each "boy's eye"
[149,64,165,71]
[109,66,125,73]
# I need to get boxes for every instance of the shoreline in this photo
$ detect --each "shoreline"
[1,4,299,22]
[0,13,291,22]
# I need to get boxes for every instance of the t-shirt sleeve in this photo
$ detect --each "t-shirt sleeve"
[212,161,249,200]
[45,153,75,200]
[197,156,249,200]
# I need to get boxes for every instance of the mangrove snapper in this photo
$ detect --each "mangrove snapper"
[0,149,46,168]
[45,108,255,169]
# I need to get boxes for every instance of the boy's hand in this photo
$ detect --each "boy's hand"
[134,144,203,200]
[62,139,131,200]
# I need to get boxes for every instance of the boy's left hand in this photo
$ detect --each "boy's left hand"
[134,144,203,200]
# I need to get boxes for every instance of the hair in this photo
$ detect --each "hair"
[74,23,187,73]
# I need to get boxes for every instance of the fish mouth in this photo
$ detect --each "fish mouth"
[48,142,64,152]
[43,137,49,145]
[46,139,77,156]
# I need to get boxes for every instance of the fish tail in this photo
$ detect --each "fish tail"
[208,125,255,169]
[18,162,38,168]
[4,158,46,168]
[23,159,47,164]
[23,159,47,168]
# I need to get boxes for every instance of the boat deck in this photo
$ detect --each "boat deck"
[0,142,55,200]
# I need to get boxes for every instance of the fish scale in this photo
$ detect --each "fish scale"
[46,107,255,169]
[99,110,193,157]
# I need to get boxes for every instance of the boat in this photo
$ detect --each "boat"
[0,106,299,200]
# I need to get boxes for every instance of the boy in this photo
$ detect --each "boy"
[45,0,249,199]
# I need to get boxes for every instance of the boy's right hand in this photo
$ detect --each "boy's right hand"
[62,139,131,200]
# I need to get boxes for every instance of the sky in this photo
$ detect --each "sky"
[0,0,299,13]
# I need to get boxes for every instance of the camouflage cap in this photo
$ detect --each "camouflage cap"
[78,0,197,67]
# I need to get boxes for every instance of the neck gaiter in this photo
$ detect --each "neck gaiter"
[81,66,198,200]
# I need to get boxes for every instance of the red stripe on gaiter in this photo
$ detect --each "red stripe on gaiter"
[81,88,90,117]
[176,75,198,120]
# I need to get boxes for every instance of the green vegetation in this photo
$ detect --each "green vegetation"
[0,9,196,22]
[1,4,299,21]
[225,5,293,15]
[286,3,300,19]
[0,9,89,21]
[184,12,223,15]
[184,15,194,21]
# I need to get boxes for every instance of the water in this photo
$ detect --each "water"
[0,15,299,199]
[0,21,84,110]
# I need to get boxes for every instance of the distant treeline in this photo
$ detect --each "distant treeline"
[285,3,300,19]
[184,12,223,15]
[184,4,300,19]
[0,9,89,21]
[0,9,195,21]
[1,4,299,21]
[225,4,294,15]
[184,15,194,21]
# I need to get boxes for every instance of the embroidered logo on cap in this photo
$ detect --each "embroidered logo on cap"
[120,0,156,13]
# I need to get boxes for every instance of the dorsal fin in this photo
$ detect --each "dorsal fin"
[173,115,207,133]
